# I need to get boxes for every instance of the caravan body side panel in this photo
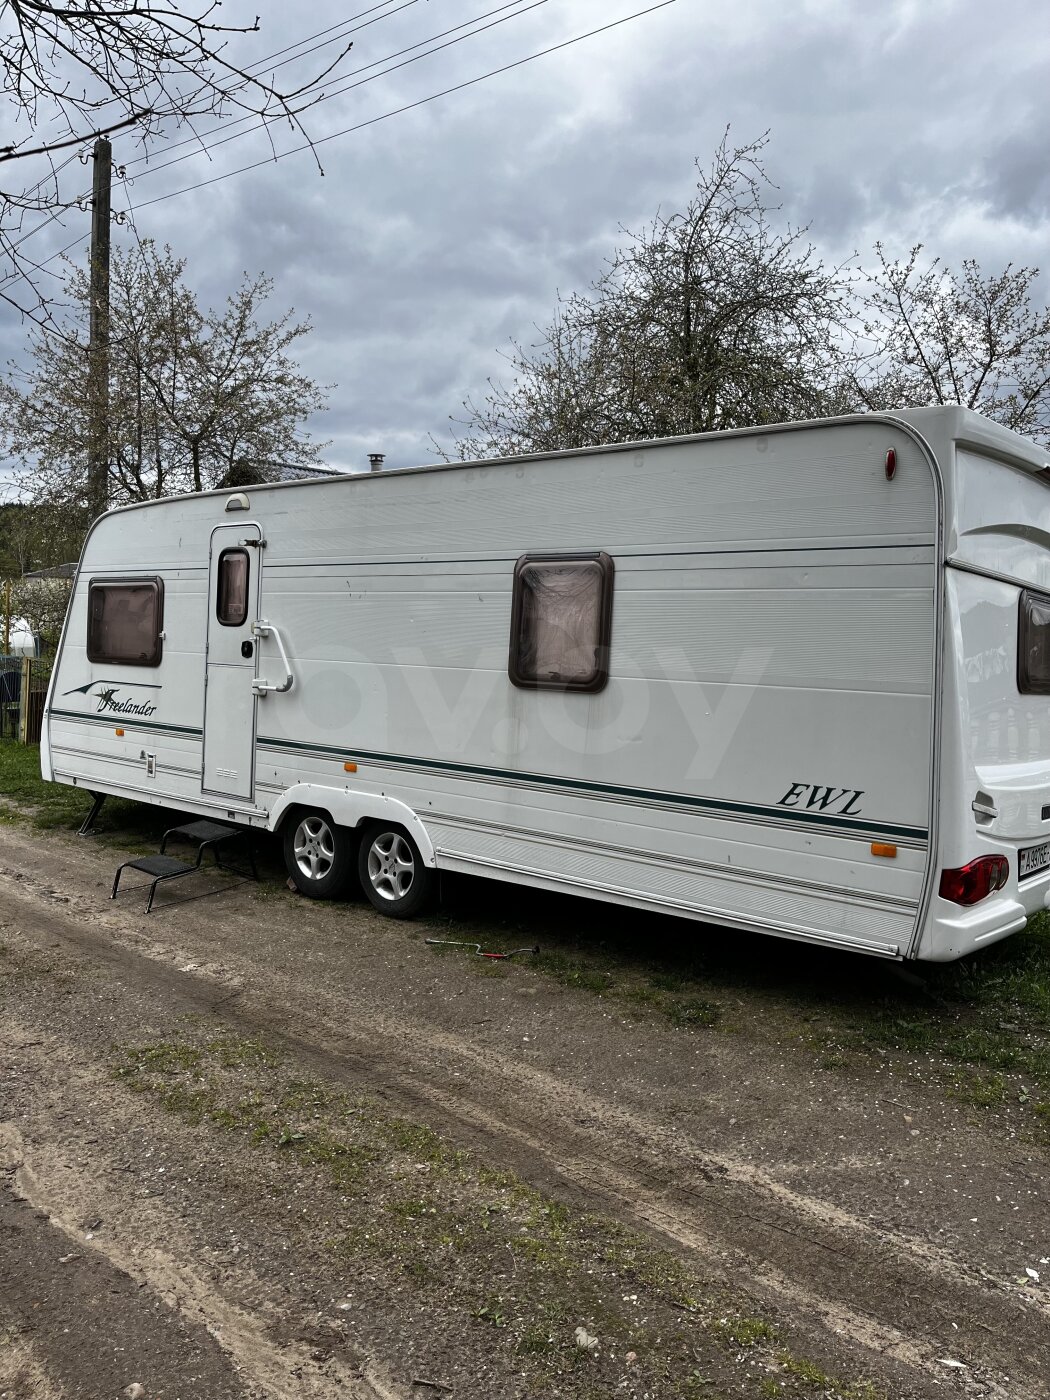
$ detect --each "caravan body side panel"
[250,420,939,958]
[46,416,942,958]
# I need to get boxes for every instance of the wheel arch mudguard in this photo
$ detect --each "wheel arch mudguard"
[268,784,436,866]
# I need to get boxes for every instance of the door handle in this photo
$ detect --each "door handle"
[251,620,294,695]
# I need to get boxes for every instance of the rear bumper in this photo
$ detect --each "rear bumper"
[921,865,1050,960]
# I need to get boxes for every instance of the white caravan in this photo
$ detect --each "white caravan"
[41,408,1050,960]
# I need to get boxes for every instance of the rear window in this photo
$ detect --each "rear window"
[87,578,164,667]
[1018,589,1050,694]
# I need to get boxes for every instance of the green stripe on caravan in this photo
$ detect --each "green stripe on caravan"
[48,708,202,738]
[255,735,929,844]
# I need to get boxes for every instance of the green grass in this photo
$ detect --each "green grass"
[433,876,1050,1137]
[705,918,1050,1130]
[713,1317,780,1347]
[0,738,160,834]
[815,927,1050,1121]
[0,739,88,827]
[0,741,277,864]
[428,937,724,1032]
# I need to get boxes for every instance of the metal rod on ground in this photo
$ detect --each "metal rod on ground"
[425,939,539,960]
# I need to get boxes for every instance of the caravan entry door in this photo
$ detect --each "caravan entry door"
[202,523,262,801]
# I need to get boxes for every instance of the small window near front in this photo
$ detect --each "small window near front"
[509,552,614,692]
[87,579,164,666]
[1018,589,1050,693]
[216,548,250,627]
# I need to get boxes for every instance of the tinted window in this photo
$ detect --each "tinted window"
[217,548,250,627]
[509,553,614,692]
[87,579,164,666]
[1018,589,1050,694]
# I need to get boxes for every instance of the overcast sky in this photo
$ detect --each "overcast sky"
[1,0,1048,483]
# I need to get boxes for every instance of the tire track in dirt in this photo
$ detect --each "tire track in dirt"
[2,849,1046,1398]
[0,1095,412,1400]
[0,1330,67,1400]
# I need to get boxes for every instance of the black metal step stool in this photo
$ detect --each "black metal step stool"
[160,819,258,878]
[112,820,257,913]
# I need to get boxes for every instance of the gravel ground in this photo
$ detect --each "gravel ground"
[0,818,1048,1400]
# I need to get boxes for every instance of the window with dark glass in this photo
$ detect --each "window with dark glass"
[87,579,164,666]
[509,552,614,692]
[216,547,250,627]
[1018,589,1050,694]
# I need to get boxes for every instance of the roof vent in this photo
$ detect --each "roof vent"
[368,453,385,473]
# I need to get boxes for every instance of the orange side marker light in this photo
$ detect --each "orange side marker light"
[344,761,357,773]
[115,728,125,737]
[871,842,897,858]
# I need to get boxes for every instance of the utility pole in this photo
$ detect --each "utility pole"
[87,135,112,521]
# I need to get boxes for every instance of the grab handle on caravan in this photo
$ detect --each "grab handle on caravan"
[251,619,294,696]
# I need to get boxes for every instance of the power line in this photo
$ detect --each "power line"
[0,5,419,272]
[0,238,87,342]
[4,1,675,288]
[238,0,420,78]
[0,0,457,271]
[0,228,85,291]
[0,4,403,167]
[128,2,677,213]
[0,151,86,266]
[120,0,539,181]
[118,0,424,176]
[0,174,96,289]
[131,0,547,183]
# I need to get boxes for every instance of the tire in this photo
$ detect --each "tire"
[282,810,354,899]
[357,824,435,919]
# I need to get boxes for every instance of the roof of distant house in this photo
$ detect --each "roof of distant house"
[22,562,77,579]
[274,463,344,482]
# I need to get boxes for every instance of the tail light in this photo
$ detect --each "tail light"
[939,855,1009,906]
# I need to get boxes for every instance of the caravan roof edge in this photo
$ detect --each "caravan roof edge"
[85,408,1015,526]
[889,405,1049,475]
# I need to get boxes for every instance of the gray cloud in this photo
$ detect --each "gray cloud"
[2,0,1049,488]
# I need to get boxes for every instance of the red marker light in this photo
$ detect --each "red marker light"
[938,855,1009,905]
[885,448,897,480]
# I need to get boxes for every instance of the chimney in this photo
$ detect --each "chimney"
[368,452,385,472]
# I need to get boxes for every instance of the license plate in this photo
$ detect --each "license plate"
[1019,840,1050,880]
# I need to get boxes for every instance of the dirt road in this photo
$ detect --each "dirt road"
[1,820,1048,1399]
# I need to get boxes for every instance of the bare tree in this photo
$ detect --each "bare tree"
[0,239,329,530]
[450,132,852,459]
[846,244,1050,445]
[0,2,352,319]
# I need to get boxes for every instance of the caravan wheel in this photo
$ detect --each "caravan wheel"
[283,811,354,899]
[358,825,435,919]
